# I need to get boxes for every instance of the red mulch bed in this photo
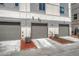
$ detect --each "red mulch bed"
[72,35,79,39]
[20,39,37,50]
[50,37,73,44]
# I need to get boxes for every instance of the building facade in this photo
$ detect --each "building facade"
[0,3,71,50]
[71,3,79,35]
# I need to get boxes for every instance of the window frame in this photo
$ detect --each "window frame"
[39,3,45,11]
[60,6,65,14]
[74,14,77,19]
[15,3,19,6]
[0,3,4,6]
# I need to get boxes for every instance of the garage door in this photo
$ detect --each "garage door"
[59,24,69,36]
[0,22,20,41]
[32,23,48,39]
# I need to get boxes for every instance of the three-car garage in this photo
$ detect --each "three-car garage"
[0,22,70,40]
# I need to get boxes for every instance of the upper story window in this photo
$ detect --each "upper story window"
[0,3,4,5]
[15,3,19,6]
[71,3,76,5]
[39,3,45,11]
[74,14,77,19]
[60,6,64,14]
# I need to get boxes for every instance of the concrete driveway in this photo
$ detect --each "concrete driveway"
[1,37,79,56]
[5,47,79,56]
[0,40,20,56]
[60,36,79,42]
[32,38,57,48]
[32,38,79,50]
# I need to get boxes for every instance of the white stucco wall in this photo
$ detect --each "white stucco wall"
[0,9,71,22]
[26,13,71,22]
[46,3,60,16]
[49,3,59,6]
[19,3,30,12]
[48,23,59,37]
[21,20,26,39]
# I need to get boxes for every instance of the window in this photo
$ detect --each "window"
[15,3,19,6]
[74,14,77,19]
[60,6,64,14]
[39,3,45,11]
[71,3,76,5]
[0,3,4,5]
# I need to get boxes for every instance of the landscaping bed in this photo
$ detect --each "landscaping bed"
[20,39,37,50]
[50,36,73,44]
[72,35,79,39]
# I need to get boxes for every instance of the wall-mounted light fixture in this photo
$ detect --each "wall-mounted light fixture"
[38,17,41,22]
[51,24,53,26]
[32,16,42,22]
[64,21,65,24]
[32,16,34,20]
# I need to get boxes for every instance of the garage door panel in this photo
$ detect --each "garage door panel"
[0,22,20,41]
[59,24,69,36]
[32,23,48,39]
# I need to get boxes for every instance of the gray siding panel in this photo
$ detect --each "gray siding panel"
[59,24,69,36]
